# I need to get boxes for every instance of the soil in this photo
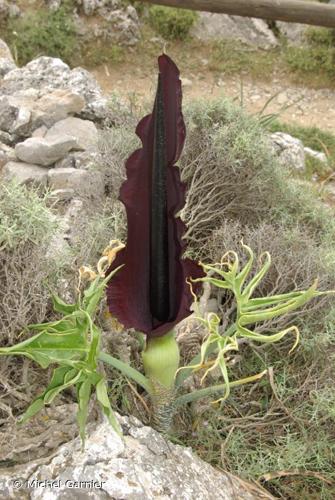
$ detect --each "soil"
[91,58,335,133]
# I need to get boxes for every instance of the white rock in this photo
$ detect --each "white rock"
[9,106,31,135]
[0,58,15,78]
[181,77,192,87]
[192,13,278,49]
[32,89,86,128]
[0,142,15,168]
[2,57,108,121]
[32,125,48,138]
[15,135,78,166]
[46,117,98,150]
[1,161,49,186]
[0,415,259,500]
[304,147,327,164]
[270,132,306,171]
[48,167,104,199]
[277,21,306,46]
[0,96,18,132]
[50,188,75,202]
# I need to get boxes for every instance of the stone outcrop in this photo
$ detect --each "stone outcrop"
[192,13,278,49]
[0,47,107,202]
[270,132,327,172]
[1,57,108,121]
[2,161,50,186]
[0,39,16,78]
[0,412,265,500]
[15,135,79,166]
[46,116,98,150]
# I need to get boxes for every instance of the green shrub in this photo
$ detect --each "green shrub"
[210,39,277,77]
[4,6,77,66]
[79,42,125,68]
[148,6,197,40]
[285,27,335,78]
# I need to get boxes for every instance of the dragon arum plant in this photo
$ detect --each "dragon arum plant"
[0,55,332,444]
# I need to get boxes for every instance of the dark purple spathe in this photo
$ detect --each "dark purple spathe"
[106,54,204,338]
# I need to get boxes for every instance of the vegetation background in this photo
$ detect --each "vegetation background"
[1,1,335,499]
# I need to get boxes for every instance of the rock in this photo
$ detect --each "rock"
[50,188,75,202]
[0,415,260,500]
[10,106,31,136]
[0,96,18,132]
[2,57,108,121]
[276,21,306,46]
[46,116,98,150]
[181,77,192,87]
[0,1,20,22]
[0,89,86,137]
[45,0,62,10]
[270,132,306,171]
[1,161,49,186]
[304,147,327,164]
[48,168,105,199]
[15,135,78,166]
[32,125,48,138]
[54,150,100,169]
[0,130,16,146]
[0,142,15,168]
[74,4,140,46]
[0,38,16,78]
[0,0,9,22]
[192,13,278,49]
[0,57,16,78]
[81,0,100,15]
[32,89,86,128]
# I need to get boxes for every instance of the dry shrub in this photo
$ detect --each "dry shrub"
[180,98,335,258]
[0,182,61,421]
[180,98,279,250]
[0,182,59,345]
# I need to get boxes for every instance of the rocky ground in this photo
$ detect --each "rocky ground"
[94,63,335,132]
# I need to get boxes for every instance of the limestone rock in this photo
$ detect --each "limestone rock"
[48,167,104,199]
[0,38,16,78]
[192,13,278,49]
[46,116,98,150]
[1,161,49,186]
[32,89,86,128]
[304,147,327,164]
[54,150,100,169]
[15,135,78,166]
[0,415,261,500]
[74,3,140,46]
[270,132,306,171]
[0,96,18,132]
[276,22,306,46]
[0,130,15,146]
[0,142,15,168]
[2,57,108,121]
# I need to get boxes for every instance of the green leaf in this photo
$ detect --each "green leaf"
[242,251,271,299]
[52,294,77,315]
[240,280,318,326]
[19,398,45,424]
[77,378,93,446]
[96,378,121,435]
[0,321,89,368]
[83,265,123,316]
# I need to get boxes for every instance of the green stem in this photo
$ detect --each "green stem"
[175,323,237,388]
[98,351,151,393]
[142,330,180,433]
[174,370,267,407]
